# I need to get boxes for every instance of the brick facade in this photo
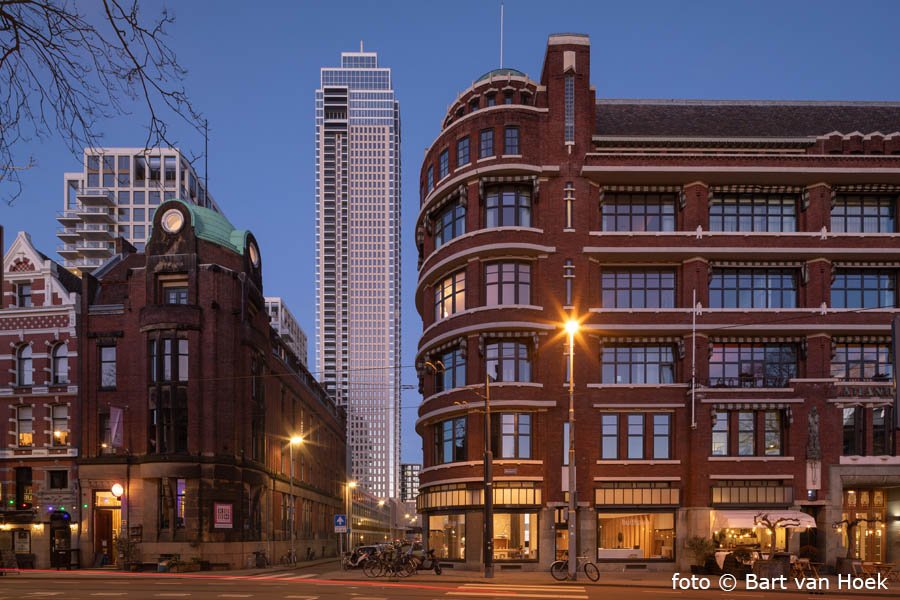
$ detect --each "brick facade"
[76,201,346,568]
[415,34,900,571]
[1,231,81,568]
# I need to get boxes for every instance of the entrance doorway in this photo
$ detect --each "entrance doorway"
[93,491,121,566]
[842,488,886,562]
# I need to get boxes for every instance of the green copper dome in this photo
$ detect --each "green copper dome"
[169,199,249,256]
[475,68,528,83]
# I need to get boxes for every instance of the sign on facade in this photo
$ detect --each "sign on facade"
[334,514,347,533]
[213,502,233,529]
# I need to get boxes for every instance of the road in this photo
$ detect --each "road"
[0,570,882,600]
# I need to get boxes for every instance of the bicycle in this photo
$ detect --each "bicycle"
[550,554,600,582]
[280,549,297,566]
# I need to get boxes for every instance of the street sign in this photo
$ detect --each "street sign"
[334,514,347,533]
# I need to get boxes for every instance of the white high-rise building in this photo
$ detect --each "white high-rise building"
[57,148,218,274]
[265,296,308,368]
[315,47,401,499]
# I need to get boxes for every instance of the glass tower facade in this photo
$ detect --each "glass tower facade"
[316,49,401,499]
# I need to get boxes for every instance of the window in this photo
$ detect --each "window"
[708,343,797,388]
[598,511,675,561]
[87,155,100,170]
[485,262,530,305]
[165,286,189,305]
[52,343,69,384]
[457,137,470,166]
[175,478,186,528]
[494,413,531,458]
[15,467,33,509]
[831,195,895,233]
[503,91,513,105]
[737,412,755,456]
[435,417,466,463]
[652,414,671,459]
[149,156,161,180]
[429,514,465,560]
[563,421,570,465]
[134,156,147,183]
[711,412,728,456]
[51,405,69,446]
[16,283,32,307]
[831,269,896,308]
[764,411,782,456]
[479,129,494,158]
[49,470,68,490]
[872,407,894,456]
[563,260,575,306]
[426,166,434,193]
[434,201,466,248]
[602,193,676,232]
[99,346,117,388]
[709,268,797,309]
[118,155,130,171]
[485,94,496,107]
[600,414,618,459]
[469,97,479,113]
[16,406,33,447]
[16,344,33,386]
[439,149,449,179]
[485,340,531,383]
[504,126,519,155]
[709,193,797,232]
[601,344,675,384]
[601,268,676,309]
[564,73,574,143]
[435,347,466,393]
[485,184,531,227]
[831,342,892,380]
[434,270,465,320]
[164,156,177,185]
[627,414,644,459]
[492,513,538,561]
[564,182,575,229]
[843,407,864,455]
[149,337,189,382]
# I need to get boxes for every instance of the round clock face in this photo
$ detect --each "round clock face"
[248,242,260,267]
[160,209,185,234]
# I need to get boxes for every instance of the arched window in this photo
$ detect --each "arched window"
[16,345,33,386]
[52,343,69,385]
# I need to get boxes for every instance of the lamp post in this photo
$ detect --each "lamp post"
[111,483,124,567]
[564,319,579,580]
[288,436,303,564]
[346,481,357,552]
[483,370,494,578]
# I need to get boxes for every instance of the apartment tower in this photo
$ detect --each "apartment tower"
[315,47,401,499]
[57,148,218,275]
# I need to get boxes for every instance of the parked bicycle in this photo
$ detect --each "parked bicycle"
[550,553,600,581]
[342,545,377,570]
[280,549,297,566]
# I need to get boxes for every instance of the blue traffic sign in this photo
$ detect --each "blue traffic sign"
[334,514,347,533]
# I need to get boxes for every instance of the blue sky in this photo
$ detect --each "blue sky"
[3,0,900,464]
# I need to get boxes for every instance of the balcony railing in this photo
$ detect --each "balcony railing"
[707,375,793,388]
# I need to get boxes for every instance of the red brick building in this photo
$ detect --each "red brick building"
[77,200,346,568]
[415,34,900,571]
[1,230,81,568]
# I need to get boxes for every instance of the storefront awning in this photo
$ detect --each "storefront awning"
[712,510,816,531]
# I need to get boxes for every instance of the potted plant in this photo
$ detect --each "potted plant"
[686,536,715,575]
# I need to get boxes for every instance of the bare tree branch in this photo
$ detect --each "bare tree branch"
[0,0,203,204]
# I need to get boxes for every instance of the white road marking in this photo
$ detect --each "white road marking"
[283,596,319,600]
[288,574,317,579]
[460,585,587,592]
[27,595,65,597]
[448,593,587,600]
[217,595,253,598]
[153,595,190,598]
[90,594,127,597]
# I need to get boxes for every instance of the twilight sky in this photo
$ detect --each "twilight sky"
[3,0,900,464]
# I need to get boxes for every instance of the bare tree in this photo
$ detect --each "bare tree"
[0,0,203,203]
[755,513,800,558]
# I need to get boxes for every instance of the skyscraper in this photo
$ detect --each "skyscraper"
[316,47,401,499]
[57,148,218,274]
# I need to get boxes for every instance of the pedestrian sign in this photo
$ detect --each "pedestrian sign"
[334,514,347,533]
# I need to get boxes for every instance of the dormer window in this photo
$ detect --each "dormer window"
[469,98,479,113]
[486,93,497,107]
[503,91,514,105]
[17,283,32,308]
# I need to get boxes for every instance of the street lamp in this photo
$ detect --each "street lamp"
[346,481,357,553]
[288,435,304,564]
[564,319,579,580]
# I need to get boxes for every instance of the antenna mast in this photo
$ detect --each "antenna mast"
[499,1,504,68]
[204,119,209,198]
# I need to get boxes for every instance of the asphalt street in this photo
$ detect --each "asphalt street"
[0,569,887,600]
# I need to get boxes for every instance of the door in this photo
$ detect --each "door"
[94,510,114,564]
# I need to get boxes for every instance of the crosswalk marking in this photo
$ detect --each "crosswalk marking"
[448,585,588,600]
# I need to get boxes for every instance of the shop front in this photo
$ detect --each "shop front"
[594,481,679,564]
[419,480,543,570]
